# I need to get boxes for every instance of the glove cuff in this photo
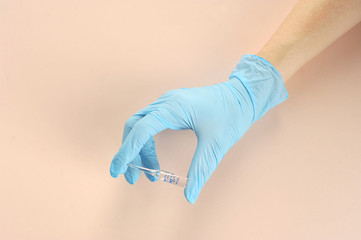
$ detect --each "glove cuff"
[229,54,288,122]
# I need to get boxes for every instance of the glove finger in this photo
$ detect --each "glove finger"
[110,112,168,178]
[124,155,142,184]
[140,137,160,182]
[184,139,224,204]
[122,114,143,138]
[115,115,142,183]
[110,97,166,180]
[122,95,167,141]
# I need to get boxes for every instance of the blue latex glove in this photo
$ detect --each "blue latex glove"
[110,54,288,204]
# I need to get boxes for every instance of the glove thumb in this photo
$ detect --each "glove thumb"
[184,138,223,204]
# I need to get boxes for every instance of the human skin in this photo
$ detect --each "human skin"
[257,0,361,82]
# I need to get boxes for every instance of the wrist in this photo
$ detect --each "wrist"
[257,34,300,82]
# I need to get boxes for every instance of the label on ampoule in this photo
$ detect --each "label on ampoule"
[162,172,180,185]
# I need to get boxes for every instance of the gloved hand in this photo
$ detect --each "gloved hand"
[110,54,288,204]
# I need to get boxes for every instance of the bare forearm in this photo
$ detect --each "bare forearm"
[257,0,361,82]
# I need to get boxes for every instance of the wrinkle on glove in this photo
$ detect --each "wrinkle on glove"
[229,54,288,122]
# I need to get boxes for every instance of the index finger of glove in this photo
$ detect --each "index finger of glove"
[110,112,168,178]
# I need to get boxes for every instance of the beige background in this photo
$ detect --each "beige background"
[1,0,361,239]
